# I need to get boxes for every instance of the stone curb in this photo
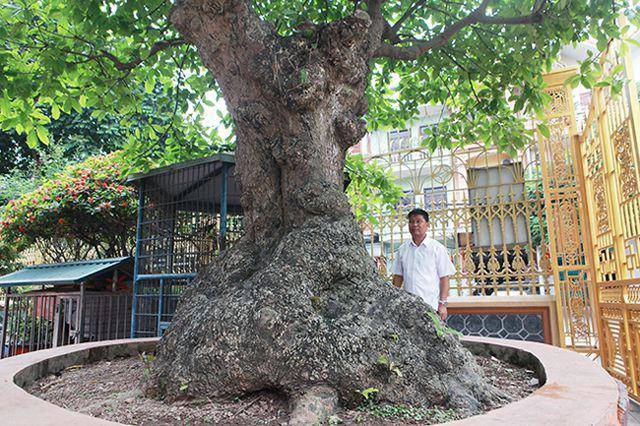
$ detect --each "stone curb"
[454,336,623,425]
[0,338,158,425]
[0,336,625,425]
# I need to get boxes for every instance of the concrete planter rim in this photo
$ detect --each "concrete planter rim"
[0,336,623,425]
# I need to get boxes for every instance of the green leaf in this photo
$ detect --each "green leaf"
[35,125,50,145]
[610,64,625,76]
[359,387,379,400]
[538,123,550,138]
[26,130,38,148]
[619,41,629,57]
[51,104,60,120]
[145,75,156,94]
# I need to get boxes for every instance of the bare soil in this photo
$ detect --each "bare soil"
[26,354,539,425]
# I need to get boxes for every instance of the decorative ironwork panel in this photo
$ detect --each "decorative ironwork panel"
[577,31,640,400]
[359,140,552,297]
[538,68,599,351]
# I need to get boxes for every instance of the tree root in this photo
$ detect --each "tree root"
[289,385,339,425]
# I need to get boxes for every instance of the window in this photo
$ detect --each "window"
[399,190,416,211]
[388,129,411,152]
[423,186,448,210]
[419,124,437,139]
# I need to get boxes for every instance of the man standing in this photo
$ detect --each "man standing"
[392,208,456,320]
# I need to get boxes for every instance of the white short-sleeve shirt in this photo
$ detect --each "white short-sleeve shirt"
[393,237,456,310]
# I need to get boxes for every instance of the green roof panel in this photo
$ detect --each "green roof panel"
[0,257,132,287]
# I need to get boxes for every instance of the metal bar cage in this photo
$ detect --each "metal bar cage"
[131,156,243,337]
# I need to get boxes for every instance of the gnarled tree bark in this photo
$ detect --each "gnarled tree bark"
[146,0,503,419]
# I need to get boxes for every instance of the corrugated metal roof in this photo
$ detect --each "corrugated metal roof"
[126,152,242,212]
[0,257,132,287]
[126,152,235,182]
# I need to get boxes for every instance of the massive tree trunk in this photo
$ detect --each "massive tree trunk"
[147,0,501,417]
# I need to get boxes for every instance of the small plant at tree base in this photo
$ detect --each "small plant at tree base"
[376,354,388,366]
[425,310,463,339]
[139,352,156,380]
[376,353,403,377]
[357,387,379,403]
[327,414,343,425]
[358,402,460,423]
[389,363,403,378]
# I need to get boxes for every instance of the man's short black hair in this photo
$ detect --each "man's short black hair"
[407,208,429,222]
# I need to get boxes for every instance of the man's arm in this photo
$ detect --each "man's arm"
[392,274,403,288]
[437,275,450,320]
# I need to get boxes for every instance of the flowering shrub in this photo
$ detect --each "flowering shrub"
[0,152,137,259]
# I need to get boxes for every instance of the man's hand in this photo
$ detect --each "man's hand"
[392,274,403,289]
[437,304,447,321]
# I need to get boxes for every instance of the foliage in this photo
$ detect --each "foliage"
[0,152,137,259]
[139,352,156,380]
[0,106,122,175]
[0,239,21,275]
[358,387,379,401]
[425,310,463,339]
[376,353,403,377]
[0,0,227,169]
[356,384,458,423]
[0,143,75,205]
[1,0,637,158]
[345,155,404,224]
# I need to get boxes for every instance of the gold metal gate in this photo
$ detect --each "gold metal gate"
[573,36,640,398]
[538,69,600,353]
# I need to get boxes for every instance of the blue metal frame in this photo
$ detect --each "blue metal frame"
[129,155,239,338]
[133,273,196,337]
[131,180,145,338]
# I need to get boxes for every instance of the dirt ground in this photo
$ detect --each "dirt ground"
[26,353,539,425]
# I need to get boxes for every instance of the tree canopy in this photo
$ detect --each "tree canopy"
[2,0,637,160]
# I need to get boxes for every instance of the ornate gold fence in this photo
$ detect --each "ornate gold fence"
[361,138,553,297]
[577,38,640,398]
[538,69,600,353]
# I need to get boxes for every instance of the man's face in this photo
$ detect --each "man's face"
[408,214,429,242]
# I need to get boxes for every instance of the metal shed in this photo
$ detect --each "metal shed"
[126,153,243,337]
[0,257,133,358]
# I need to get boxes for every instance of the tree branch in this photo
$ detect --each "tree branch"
[391,0,428,34]
[98,38,186,71]
[373,0,546,60]
[364,0,388,50]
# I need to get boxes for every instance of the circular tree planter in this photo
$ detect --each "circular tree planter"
[0,336,627,425]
